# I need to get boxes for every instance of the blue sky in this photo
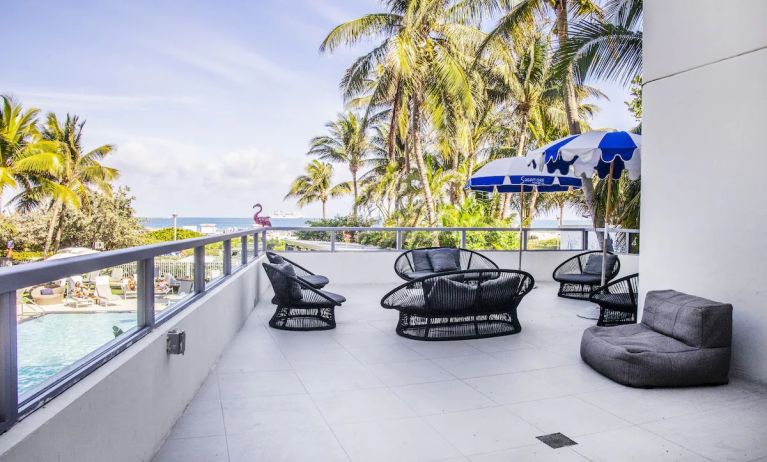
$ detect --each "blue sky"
[1,0,634,218]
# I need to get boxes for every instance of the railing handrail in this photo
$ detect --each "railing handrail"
[0,228,263,293]
[268,226,640,233]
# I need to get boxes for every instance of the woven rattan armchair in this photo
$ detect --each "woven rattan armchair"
[263,262,345,331]
[394,247,498,281]
[266,251,329,288]
[552,251,620,300]
[589,273,639,326]
[381,269,534,341]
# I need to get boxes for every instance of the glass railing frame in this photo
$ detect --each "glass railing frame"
[0,227,267,433]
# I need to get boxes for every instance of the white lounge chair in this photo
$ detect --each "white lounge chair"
[95,276,120,306]
[66,276,94,308]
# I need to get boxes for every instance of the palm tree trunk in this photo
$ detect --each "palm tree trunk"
[53,204,67,253]
[411,96,436,226]
[555,0,603,246]
[351,168,359,219]
[44,198,63,255]
[501,194,512,220]
[516,113,529,157]
[526,190,539,226]
[559,201,565,226]
[388,83,403,162]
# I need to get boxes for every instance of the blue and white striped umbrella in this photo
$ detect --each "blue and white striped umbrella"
[530,130,641,180]
[468,157,582,193]
[467,156,581,270]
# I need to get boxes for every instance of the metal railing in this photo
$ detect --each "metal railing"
[0,227,267,434]
[266,226,640,254]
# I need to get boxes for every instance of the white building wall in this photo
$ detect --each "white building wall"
[642,0,767,382]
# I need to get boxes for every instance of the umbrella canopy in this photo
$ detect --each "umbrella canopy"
[47,247,100,260]
[468,156,582,270]
[468,156,582,192]
[530,130,641,180]
[530,130,642,290]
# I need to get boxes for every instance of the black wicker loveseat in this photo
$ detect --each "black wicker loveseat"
[381,269,534,341]
[266,251,329,288]
[589,273,639,327]
[262,262,345,330]
[553,250,620,300]
[394,247,498,281]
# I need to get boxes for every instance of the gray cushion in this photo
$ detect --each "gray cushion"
[580,290,733,387]
[40,288,54,295]
[478,274,520,307]
[411,250,433,272]
[557,273,602,284]
[641,290,733,348]
[425,278,476,312]
[267,252,285,264]
[583,254,618,275]
[427,248,460,272]
[273,262,302,301]
[409,271,437,280]
[301,274,329,288]
[296,289,345,306]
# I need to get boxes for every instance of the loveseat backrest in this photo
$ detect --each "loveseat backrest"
[641,290,732,348]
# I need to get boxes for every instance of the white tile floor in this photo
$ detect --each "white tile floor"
[153,283,767,462]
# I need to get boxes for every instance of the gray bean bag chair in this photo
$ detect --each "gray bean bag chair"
[581,290,732,387]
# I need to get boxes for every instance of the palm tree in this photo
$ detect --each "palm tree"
[29,113,119,254]
[308,112,370,217]
[0,96,59,211]
[285,160,349,219]
[320,0,487,225]
[556,0,642,86]
[483,0,604,234]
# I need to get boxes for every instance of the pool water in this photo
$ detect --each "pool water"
[17,313,137,396]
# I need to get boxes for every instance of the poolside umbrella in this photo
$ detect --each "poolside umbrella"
[530,130,641,285]
[468,156,582,270]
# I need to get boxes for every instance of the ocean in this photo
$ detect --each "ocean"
[142,216,592,233]
[142,217,314,232]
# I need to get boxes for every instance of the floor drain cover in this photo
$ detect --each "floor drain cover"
[536,433,578,449]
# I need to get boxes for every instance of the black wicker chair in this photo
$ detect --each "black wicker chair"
[589,273,639,327]
[381,269,534,341]
[553,251,620,300]
[262,262,345,331]
[394,247,499,281]
[266,251,329,288]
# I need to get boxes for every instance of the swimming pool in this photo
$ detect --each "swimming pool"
[17,313,137,396]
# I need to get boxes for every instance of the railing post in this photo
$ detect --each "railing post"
[194,246,206,293]
[395,230,402,250]
[522,229,528,251]
[460,230,467,248]
[261,230,267,254]
[137,258,155,328]
[254,232,259,258]
[0,290,18,433]
[329,230,336,252]
[241,236,248,265]
[582,229,589,250]
[223,240,232,276]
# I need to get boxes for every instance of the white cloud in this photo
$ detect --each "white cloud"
[12,90,195,108]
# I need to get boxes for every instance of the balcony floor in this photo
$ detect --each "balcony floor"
[153,283,767,462]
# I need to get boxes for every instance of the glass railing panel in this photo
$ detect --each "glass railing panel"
[333,230,396,251]
[463,230,521,251]
[16,269,139,399]
[204,244,224,283]
[154,252,195,315]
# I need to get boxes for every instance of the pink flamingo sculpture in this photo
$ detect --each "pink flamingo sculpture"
[252,203,272,227]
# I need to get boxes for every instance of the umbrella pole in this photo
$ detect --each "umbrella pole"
[601,162,615,286]
[518,190,524,270]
